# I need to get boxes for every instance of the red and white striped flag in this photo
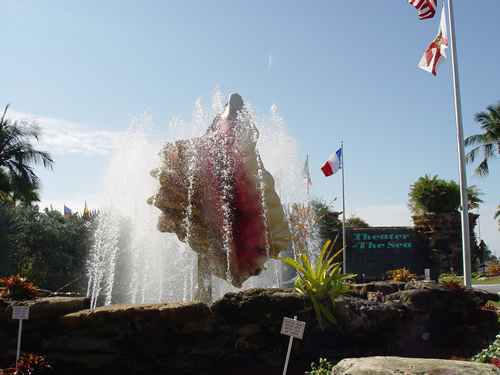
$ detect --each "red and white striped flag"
[418,4,448,75]
[408,0,437,20]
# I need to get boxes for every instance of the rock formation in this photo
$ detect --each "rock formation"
[1,281,499,374]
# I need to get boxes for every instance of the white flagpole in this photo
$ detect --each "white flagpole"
[341,141,346,273]
[447,0,471,286]
[306,155,310,201]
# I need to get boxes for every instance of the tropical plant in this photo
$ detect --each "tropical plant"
[488,265,500,276]
[495,205,500,231]
[4,352,53,374]
[465,101,500,178]
[305,358,335,375]
[0,105,54,205]
[288,202,323,257]
[0,274,38,300]
[442,279,468,299]
[408,174,483,214]
[273,239,356,329]
[385,268,416,282]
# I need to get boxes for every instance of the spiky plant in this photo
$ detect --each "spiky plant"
[274,240,356,329]
[0,274,38,300]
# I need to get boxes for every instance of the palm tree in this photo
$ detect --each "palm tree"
[465,102,500,178]
[0,105,54,205]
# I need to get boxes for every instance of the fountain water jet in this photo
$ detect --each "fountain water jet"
[87,89,304,307]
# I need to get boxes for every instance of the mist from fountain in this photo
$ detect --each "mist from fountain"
[86,89,305,307]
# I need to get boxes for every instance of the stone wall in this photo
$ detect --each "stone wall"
[0,282,498,374]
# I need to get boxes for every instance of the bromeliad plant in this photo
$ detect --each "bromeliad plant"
[274,239,356,329]
[4,352,53,374]
[385,268,416,282]
[0,274,38,300]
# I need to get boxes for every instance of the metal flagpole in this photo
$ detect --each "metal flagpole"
[341,141,346,273]
[306,155,310,201]
[447,0,471,286]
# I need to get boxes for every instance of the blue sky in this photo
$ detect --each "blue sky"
[1,1,499,254]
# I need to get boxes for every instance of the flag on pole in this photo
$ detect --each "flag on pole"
[321,148,342,177]
[83,202,89,216]
[407,0,437,20]
[302,159,312,185]
[418,4,448,76]
[64,205,72,215]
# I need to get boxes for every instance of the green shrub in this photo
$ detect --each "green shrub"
[274,240,356,329]
[305,358,334,375]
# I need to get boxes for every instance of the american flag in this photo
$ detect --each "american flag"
[408,0,437,20]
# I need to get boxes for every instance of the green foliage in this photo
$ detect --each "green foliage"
[493,205,500,232]
[305,358,335,375]
[5,352,53,374]
[471,334,500,368]
[408,174,483,214]
[345,213,369,228]
[308,198,369,246]
[10,205,97,292]
[0,105,54,205]
[274,240,356,329]
[465,101,500,178]
[385,268,416,282]
[0,274,38,300]
[0,202,20,275]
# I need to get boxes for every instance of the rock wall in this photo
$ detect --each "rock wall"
[412,213,480,277]
[0,282,498,374]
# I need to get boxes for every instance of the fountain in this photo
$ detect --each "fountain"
[86,89,304,307]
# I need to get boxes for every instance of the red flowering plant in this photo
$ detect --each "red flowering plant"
[4,352,53,374]
[0,274,38,300]
[442,279,469,300]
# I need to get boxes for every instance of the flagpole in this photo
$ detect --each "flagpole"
[341,141,346,273]
[447,0,471,287]
[306,155,310,201]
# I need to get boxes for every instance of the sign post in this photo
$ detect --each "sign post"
[280,316,306,375]
[12,306,30,369]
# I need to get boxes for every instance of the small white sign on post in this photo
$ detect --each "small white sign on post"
[12,305,30,369]
[12,306,30,320]
[281,316,306,375]
[281,316,306,339]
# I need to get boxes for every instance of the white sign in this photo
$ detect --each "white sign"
[280,317,305,339]
[12,306,30,320]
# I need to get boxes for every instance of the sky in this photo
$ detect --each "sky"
[1,1,499,256]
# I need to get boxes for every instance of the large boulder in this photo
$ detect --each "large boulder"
[331,356,500,375]
[0,297,90,326]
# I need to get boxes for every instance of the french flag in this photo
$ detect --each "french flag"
[321,148,342,177]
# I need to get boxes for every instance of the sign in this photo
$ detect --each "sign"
[347,228,416,250]
[280,316,305,339]
[12,306,30,320]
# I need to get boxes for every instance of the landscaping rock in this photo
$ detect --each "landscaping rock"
[331,356,500,375]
